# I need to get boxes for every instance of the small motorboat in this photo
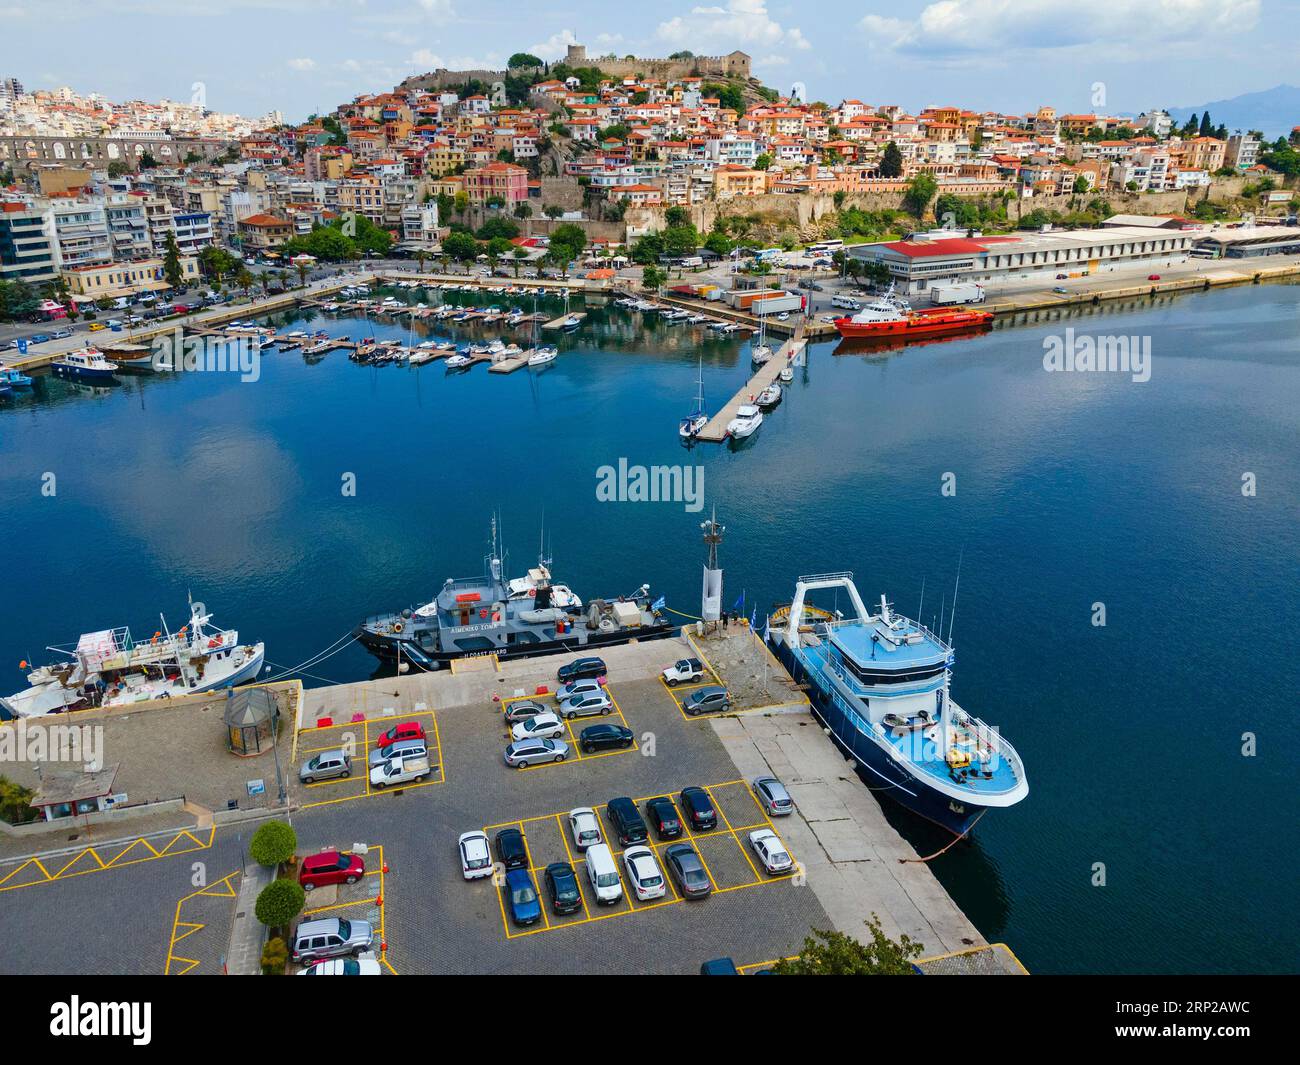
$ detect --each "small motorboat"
[779,365,794,383]
[756,383,782,409]
[726,404,763,439]
[1,368,34,389]
[445,353,471,369]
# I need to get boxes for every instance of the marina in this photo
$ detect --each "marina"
[1,280,1297,976]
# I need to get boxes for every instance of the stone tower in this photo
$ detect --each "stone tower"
[566,43,588,65]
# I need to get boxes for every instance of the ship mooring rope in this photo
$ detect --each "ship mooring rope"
[662,606,705,622]
[899,809,987,863]
[260,630,359,683]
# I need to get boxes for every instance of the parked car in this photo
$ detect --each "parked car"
[557,656,606,683]
[543,861,583,914]
[369,754,431,788]
[367,739,425,767]
[664,843,712,898]
[49,328,72,339]
[494,827,528,870]
[661,658,705,686]
[503,698,549,724]
[299,850,365,891]
[87,322,107,332]
[1147,274,1162,281]
[622,845,667,901]
[1055,273,1068,280]
[752,776,795,816]
[458,830,493,880]
[556,677,605,703]
[504,737,569,768]
[699,957,739,975]
[299,749,351,784]
[584,843,623,905]
[681,686,732,716]
[505,868,542,926]
[29,334,50,344]
[511,712,565,742]
[679,786,717,831]
[645,796,683,839]
[749,828,794,874]
[375,720,426,748]
[291,917,374,963]
[558,691,613,720]
[606,796,649,846]
[1052,286,1069,294]
[298,957,381,975]
[578,723,633,753]
[568,807,603,850]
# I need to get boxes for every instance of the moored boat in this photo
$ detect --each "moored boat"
[834,287,993,339]
[51,348,118,381]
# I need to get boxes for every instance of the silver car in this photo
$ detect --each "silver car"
[368,739,426,767]
[503,698,550,724]
[557,692,613,720]
[752,776,795,816]
[504,737,570,768]
[556,678,604,703]
[299,749,352,784]
[291,917,374,964]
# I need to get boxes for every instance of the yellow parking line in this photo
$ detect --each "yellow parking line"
[165,870,239,975]
[706,784,765,882]
[556,814,594,922]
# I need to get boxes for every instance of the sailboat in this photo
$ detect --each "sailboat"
[750,317,773,367]
[679,357,708,440]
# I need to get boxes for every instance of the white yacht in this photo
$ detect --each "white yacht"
[726,404,763,439]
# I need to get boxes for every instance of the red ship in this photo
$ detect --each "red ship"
[833,289,993,339]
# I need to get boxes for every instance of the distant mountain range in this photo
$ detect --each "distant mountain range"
[1166,84,1300,140]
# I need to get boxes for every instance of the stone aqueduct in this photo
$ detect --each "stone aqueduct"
[0,135,230,172]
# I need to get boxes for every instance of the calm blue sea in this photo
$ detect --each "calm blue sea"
[2,281,1296,974]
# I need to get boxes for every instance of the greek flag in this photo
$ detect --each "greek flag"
[750,605,758,629]
[651,595,665,611]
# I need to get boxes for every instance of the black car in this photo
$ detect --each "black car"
[494,827,528,870]
[645,797,683,840]
[543,862,583,915]
[606,796,649,846]
[557,657,607,684]
[679,786,717,831]
[579,723,634,753]
[664,843,712,898]
[682,686,732,716]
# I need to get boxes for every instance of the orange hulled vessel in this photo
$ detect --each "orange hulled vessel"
[833,288,993,339]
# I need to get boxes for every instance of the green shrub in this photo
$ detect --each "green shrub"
[254,878,305,928]
[249,820,297,868]
[261,936,289,975]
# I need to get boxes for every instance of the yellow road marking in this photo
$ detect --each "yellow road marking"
[0,826,216,894]
[164,870,239,975]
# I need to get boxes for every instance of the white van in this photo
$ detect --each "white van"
[584,843,623,905]
[831,295,861,311]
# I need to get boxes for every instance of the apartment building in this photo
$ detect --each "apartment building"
[463,162,528,207]
[0,201,59,284]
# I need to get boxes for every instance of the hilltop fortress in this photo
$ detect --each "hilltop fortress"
[402,43,751,93]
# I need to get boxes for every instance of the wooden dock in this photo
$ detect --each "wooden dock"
[696,334,806,443]
[541,311,585,330]
[489,349,532,374]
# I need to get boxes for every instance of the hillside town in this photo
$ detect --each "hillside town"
[2,42,1299,321]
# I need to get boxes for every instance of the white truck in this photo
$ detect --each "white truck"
[930,281,985,306]
[369,754,432,788]
[662,657,705,686]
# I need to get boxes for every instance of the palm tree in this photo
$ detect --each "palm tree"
[416,250,427,275]
[236,267,254,300]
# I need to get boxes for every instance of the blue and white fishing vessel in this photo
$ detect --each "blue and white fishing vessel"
[1,368,33,389]
[51,348,118,382]
[767,572,1028,834]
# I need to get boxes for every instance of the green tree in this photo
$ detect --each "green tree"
[703,82,745,115]
[878,141,904,178]
[0,776,38,824]
[772,916,923,975]
[508,52,543,69]
[476,216,520,241]
[162,230,184,290]
[442,230,480,261]
[249,820,297,868]
[641,264,667,290]
[549,221,587,264]
[513,201,532,220]
[254,878,306,928]
[139,151,160,170]
[753,152,773,171]
[903,174,938,220]
[543,204,564,220]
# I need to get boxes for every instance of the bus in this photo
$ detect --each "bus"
[809,239,844,256]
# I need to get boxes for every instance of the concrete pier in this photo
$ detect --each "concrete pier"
[696,335,806,443]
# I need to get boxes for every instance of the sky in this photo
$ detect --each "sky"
[3,0,1297,123]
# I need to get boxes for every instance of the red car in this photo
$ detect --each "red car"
[298,850,365,891]
[375,720,426,748]
[1147,274,1161,281]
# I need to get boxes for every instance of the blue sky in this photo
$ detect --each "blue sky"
[4,0,1296,122]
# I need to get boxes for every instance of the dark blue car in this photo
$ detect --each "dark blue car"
[505,868,542,926]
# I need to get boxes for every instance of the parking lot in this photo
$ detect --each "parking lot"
[482,779,795,940]
[293,704,444,809]
[501,683,639,772]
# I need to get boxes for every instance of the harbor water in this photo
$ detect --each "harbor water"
[1,281,1296,974]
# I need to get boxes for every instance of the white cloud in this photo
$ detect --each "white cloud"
[286,57,316,71]
[860,0,1260,55]
[416,0,455,15]
[406,48,499,71]
[529,29,581,61]
[656,0,811,54]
